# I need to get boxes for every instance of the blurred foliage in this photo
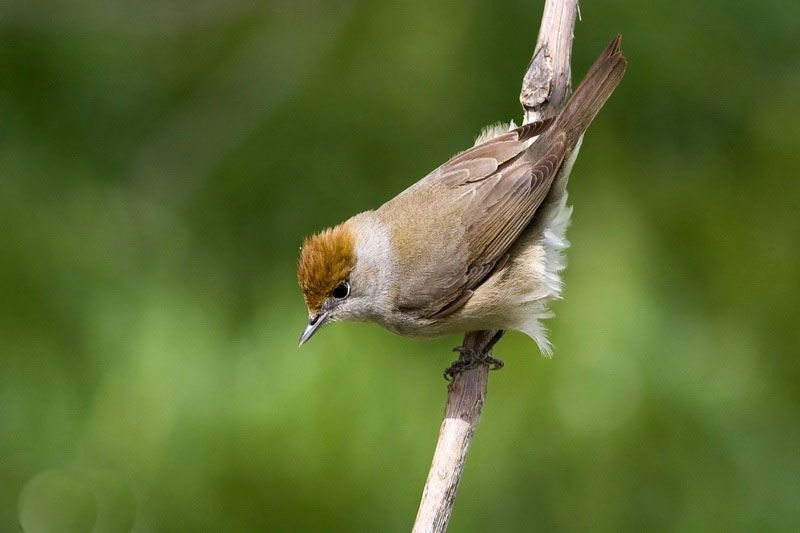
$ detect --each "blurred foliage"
[2,0,799,531]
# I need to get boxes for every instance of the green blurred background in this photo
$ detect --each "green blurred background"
[2,0,799,531]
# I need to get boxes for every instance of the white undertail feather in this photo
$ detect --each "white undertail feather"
[475,121,575,356]
[474,121,518,145]
[516,192,572,356]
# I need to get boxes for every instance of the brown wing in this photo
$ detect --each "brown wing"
[394,35,626,318]
[395,122,566,318]
[459,133,567,294]
[437,120,552,187]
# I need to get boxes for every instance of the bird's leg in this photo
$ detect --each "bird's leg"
[443,330,505,381]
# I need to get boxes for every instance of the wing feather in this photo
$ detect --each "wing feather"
[400,129,567,318]
[391,35,626,319]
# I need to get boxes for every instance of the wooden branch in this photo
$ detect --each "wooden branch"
[412,330,495,533]
[412,1,578,532]
[520,0,578,124]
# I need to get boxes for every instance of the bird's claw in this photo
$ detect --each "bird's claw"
[443,346,504,381]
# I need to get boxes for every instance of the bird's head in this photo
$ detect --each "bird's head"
[297,222,359,345]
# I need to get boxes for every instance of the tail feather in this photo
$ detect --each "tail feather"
[553,35,627,144]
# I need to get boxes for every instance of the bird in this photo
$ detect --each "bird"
[297,35,626,375]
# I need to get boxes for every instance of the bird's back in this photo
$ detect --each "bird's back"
[375,35,626,323]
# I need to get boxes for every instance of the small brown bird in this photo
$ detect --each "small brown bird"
[297,36,626,368]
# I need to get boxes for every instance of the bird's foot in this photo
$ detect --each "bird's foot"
[443,346,504,381]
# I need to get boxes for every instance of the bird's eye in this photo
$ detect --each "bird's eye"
[331,281,350,300]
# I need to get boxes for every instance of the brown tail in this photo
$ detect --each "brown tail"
[553,35,627,144]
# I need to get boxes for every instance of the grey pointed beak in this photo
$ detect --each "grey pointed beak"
[298,311,329,346]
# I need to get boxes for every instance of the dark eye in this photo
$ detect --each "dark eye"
[331,281,350,300]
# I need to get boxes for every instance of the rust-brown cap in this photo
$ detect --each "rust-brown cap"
[297,224,356,314]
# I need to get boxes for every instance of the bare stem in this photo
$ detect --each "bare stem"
[411,1,578,532]
[521,0,578,124]
[412,330,495,533]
